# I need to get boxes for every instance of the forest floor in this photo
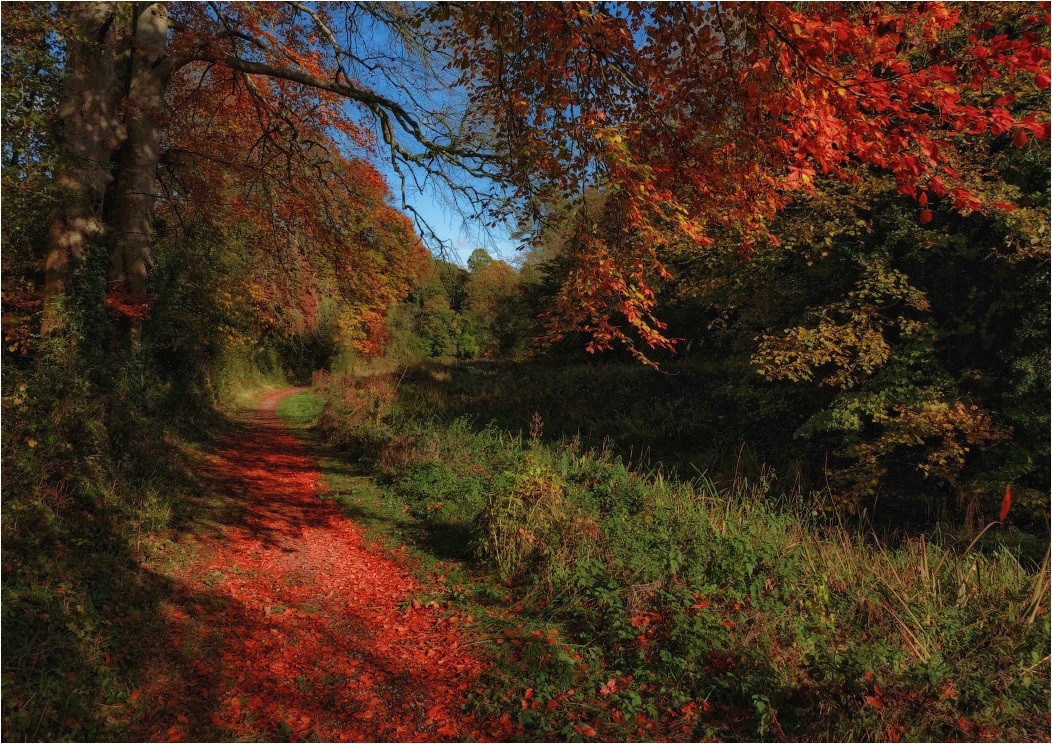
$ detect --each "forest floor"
[5,371,1045,742]
[131,388,505,742]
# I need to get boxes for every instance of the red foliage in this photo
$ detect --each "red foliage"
[105,286,152,321]
[136,390,509,742]
[439,2,1051,356]
[154,5,428,346]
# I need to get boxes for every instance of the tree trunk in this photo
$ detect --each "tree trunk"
[110,1,173,346]
[42,1,126,336]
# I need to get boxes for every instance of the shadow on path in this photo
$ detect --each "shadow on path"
[136,389,507,742]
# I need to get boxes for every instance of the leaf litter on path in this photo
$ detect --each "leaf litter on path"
[136,389,510,742]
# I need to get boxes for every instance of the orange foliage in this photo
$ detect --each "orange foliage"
[158,13,429,350]
[437,3,1051,356]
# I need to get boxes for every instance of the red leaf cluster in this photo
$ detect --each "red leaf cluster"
[439,2,1051,357]
[105,287,152,321]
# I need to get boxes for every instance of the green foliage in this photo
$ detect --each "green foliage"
[650,136,1051,517]
[276,304,343,385]
[1,325,225,740]
[419,305,461,357]
[480,459,569,581]
[467,248,494,274]
[1,258,294,741]
[313,373,398,465]
[308,366,1051,741]
[385,359,801,492]
[387,254,532,361]
[211,345,286,408]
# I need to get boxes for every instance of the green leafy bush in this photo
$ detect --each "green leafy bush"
[312,367,1051,741]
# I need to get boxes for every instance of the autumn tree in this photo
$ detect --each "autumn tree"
[39,1,490,346]
[560,4,1049,510]
[447,2,1047,508]
[36,2,1050,360]
[433,2,1050,359]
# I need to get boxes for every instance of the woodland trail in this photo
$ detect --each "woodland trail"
[135,388,503,742]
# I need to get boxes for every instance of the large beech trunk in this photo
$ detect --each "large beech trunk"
[42,2,126,335]
[109,2,174,344]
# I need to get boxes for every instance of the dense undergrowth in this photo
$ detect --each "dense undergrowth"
[364,358,1052,545]
[302,366,1051,742]
[1,337,285,741]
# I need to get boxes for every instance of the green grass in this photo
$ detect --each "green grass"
[275,390,324,428]
[289,368,1052,742]
[384,358,798,489]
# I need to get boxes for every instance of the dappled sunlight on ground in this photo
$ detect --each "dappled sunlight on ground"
[134,390,509,742]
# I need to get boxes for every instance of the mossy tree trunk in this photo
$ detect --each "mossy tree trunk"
[42,1,126,336]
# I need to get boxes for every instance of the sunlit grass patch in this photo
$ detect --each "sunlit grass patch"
[275,390,324,429]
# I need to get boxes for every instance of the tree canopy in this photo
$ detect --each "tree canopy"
[438,2,1049,356]
[2,0,1049,505]
[13,1,1046,359]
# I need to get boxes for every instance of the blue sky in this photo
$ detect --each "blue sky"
[339,8,521,268]
[376,161,521,267]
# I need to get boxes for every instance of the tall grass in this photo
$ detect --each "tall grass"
[310,367,1051,741]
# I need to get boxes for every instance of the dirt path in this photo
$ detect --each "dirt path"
[137,389,505,742]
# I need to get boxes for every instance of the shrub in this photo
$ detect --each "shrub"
[479,460,569,581]
[311,367,1051,741]
[314,372,397,460]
